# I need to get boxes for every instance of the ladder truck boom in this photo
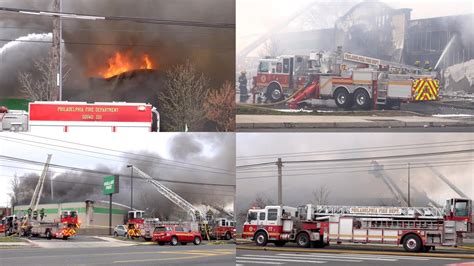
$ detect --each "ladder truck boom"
[305,204,445,220]
[129,166,205,221]
[29,154,52,212]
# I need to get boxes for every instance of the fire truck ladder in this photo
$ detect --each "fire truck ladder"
[311,204,444,219]
[129,166,205,222]
[29,154,52,213]
[426,164,469,198]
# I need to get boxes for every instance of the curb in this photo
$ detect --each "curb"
[237,121,474,129]
[236,246,474,259]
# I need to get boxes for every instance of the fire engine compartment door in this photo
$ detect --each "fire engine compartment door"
[282,220,293,233]
[339,217,353,240]
[387,80,412,99]
[319,76,333,97]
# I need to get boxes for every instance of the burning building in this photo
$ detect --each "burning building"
[0,0,235,113]
[264,1,474,94]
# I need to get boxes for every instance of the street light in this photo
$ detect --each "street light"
[126,165,133,210]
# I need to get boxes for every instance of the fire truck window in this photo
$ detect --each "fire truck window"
[258,62,270,73]
[283,59,290,73]
[247,212,257,222]
[455,201,468,216]
[276,63,283,73]
[267,209,278,221]
[259,212,266,221]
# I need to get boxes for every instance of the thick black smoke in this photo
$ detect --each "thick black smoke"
[0,0,235,101]
[13,133,235,220]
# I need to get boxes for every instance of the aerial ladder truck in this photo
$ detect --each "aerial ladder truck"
[243,198,471,252]
[19,154,79,239]
[126,166,235,241]
[251,48,439,110]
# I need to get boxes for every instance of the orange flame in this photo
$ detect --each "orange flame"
[99,51,155,78]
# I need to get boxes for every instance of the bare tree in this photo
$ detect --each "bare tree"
[260,36,284,58]
[8,175,21,211]
[204,81,235,132]
[18,54,70,101]
[159,61,210,131]
[311,185,330,205]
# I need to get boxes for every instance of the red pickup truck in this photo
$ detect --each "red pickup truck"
[152,225,202,246]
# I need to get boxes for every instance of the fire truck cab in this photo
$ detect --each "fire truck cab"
[255,55,309,102]
[243,206,297,246]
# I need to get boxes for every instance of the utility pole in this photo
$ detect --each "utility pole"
[407,163,411,207]
[277,158,283,206]
[52,0,60,100]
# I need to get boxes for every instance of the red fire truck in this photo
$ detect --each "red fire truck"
[204,217,236,240]
[21,210,80,240]
[28,101,159,133]
[243,198,472,252]
[252,49,439,110]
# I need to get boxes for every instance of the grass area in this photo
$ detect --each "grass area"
[0,236,26,242]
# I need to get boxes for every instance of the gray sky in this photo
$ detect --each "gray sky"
[237,0,474,54]
[236,133,473,212]
[0,132,235,207]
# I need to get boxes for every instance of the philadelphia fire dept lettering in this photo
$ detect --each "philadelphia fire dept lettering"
[350,207,402,215]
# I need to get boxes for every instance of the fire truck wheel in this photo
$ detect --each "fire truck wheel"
[170,236,178,246]
[403,234,422,252]
[193,236,201,245]
[225,232,232,240]
[254,231,268,246]
[334,89,352,109]
[296,232,311,248]
[266,84,283,103]
[354,89,371,110]
[274,241,286,247]
[45,230,52,240]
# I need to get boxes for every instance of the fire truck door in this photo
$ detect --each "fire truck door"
[265,208,279,226]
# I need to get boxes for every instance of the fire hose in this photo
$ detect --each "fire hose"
[237,83,315,108]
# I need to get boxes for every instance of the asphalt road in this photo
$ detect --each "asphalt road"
[0,244,235,266]
[236,249,473,266]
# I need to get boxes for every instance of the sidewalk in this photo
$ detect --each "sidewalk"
[237,115,474,129]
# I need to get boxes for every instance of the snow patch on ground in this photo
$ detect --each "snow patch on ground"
[432,114,474,118]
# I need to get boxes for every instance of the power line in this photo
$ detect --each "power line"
[2,135,233,175]
[0,155,235,188]
[236,139,474,160]
[237,158,474,174]
[236,161,473,180]
[0,7,235,29]
[0,38,234,50]
[236,149,474,168]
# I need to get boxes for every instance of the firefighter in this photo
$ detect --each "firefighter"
[40,208,45,221]
[424,60,431,71]
[238,71,248,103]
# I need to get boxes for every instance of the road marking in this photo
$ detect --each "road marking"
[237,256,326,264]
[277,253,418,261]
[113,254,209,264]
[243,254,362,263]
[236,260,284,265]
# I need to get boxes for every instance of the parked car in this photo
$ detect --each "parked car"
[113,225,128,237]
[152,226,202,246]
